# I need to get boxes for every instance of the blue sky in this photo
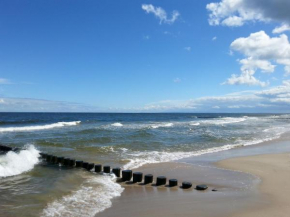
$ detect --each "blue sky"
[1,0,290,112]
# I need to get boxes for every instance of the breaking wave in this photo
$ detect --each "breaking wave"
[0,145,40,177]
[123,144,236,170]
[42,174,123,217]
[0,121,81,133]
[151,123,173,129]
[200,117,247,125]
[111,123,123,127]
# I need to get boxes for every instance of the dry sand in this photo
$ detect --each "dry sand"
[218,153,290,217]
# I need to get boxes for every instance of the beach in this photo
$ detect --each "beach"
[219,153,290,217]
[97,135,290,217]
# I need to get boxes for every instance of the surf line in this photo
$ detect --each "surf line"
[0,144,210,191]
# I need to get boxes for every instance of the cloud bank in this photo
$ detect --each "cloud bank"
[141,80,290,112]
[0,98,100,112]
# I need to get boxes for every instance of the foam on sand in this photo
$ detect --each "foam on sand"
[0,121,81,132]
[0,145,40,177]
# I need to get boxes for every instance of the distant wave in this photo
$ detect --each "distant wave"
[111,122,123,127]
[42,175,123,217]
[0,145,40,177]
[190,122,200,126]
[200,117,246,125]
[0,121,81,132]
[151,123,173,129]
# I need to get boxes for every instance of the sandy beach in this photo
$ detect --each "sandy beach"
[218,153,290,217]
[97,140,290,217]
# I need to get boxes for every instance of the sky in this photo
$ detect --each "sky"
[1,0,290,112]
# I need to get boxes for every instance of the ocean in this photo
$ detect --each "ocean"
[0,112,289,217]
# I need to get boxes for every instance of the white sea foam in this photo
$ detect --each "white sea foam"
[0,145,40,177]
[0,121,81,133]
[42,174,124,217]
[200,117,247,125]
[190,122,200,126]
[123,144,236,170]
[111,122,123,127]
[151,123,173,129]
[242,126,288,146]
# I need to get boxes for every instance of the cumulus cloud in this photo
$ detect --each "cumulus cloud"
[206,0,290,27]
[142,4,180,24]
[223,31,290,86]
[223,70,269,87]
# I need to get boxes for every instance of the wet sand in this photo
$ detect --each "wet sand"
[97,161,260,217]
[96,133,290,217]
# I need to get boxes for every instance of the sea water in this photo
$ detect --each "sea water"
[0,113,289,216]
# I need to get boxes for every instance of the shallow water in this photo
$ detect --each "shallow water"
[0,113,290,216]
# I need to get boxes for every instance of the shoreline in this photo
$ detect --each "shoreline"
[96,132,290,217]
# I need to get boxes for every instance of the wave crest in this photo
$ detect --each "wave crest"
[151,123,173,129]
[42,174,123,217]
[0,121,81,133]
[0,145,40,177]
[123,144,236,170]
[111,123,123,127]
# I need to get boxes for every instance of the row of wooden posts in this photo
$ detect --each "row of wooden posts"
[40,152,209,190]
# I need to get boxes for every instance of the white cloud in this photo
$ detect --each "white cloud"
[273,24,290,34]
[231,31,290,74]
[184,46,191,51]
[0,78,12,84]
[173,78,181,83]
[223,31,290,86]
[223,70,269,87]
[139,80,290,112]
[239,58,275,73]
[206,0,290,27]
[212,36,217,41]
[141,4,180,24]
[206,0,265,27]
